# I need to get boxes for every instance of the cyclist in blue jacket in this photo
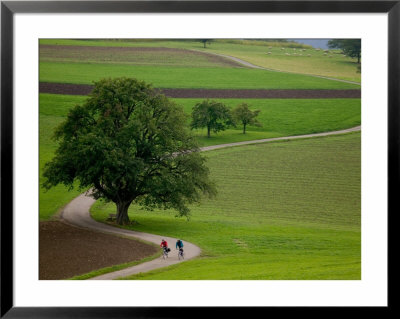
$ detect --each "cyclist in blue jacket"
[176,239,184,256]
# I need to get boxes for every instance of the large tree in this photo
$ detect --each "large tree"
[232,103,262,134]
[328,39,361,63]
[43,77,216,225]
[190,99,234,138]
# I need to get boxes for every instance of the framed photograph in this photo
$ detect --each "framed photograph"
[1,0,396,317]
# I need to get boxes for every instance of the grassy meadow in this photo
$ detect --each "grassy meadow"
[40,62,359,90]
[39,39,361,280]
[90,132,361,280]
[39,94,86,220]
[178,98,360,146]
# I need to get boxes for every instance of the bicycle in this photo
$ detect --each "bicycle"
[178,248,184,260]
[162,247,169,260]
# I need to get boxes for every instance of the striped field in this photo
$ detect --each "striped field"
[91,132,361,280]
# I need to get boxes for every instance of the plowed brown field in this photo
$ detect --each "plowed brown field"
[39,82,361,98]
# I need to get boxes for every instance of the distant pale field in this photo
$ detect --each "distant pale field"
[198,42,361,83]
[39,39,361,83]
[90,132,361,280]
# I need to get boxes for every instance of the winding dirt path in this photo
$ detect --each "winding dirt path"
[61,193,201,280]
[60,125,361,280]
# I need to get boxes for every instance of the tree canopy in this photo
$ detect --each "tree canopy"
[328,39,361,63]
[232,103,262,134]
[43,77,216,225]
[190,99,235,138]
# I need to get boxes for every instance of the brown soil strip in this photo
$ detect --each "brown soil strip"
[40,82,94,95]
[40,82,361,98]
[39,221,158,280]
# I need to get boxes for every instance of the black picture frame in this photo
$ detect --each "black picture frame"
[1,0,396,317]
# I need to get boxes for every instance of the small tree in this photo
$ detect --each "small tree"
[199,39,213,48]
[232,103,262,134]
[43,77,216,225]
[191,100,234,138]
[328,39,361,63]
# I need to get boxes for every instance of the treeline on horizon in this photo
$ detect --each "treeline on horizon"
[72,38,314,49]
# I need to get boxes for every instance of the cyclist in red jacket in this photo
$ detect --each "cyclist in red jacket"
[160,239,169,258]
[160,239,168,250]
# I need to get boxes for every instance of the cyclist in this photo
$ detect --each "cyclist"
[160,239,168,250]
[160,239,169,258]
[176,239,184,258]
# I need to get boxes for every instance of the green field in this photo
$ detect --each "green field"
[178,98,360,146]
[39,39,361,83]
[40,62,359,90]
[90,132,361,280]
[39,93,360,220]
[39,94,86,220]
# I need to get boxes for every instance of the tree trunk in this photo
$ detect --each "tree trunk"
[116,201,132,225]
[207,125,211,138]
[243,123,247,134]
